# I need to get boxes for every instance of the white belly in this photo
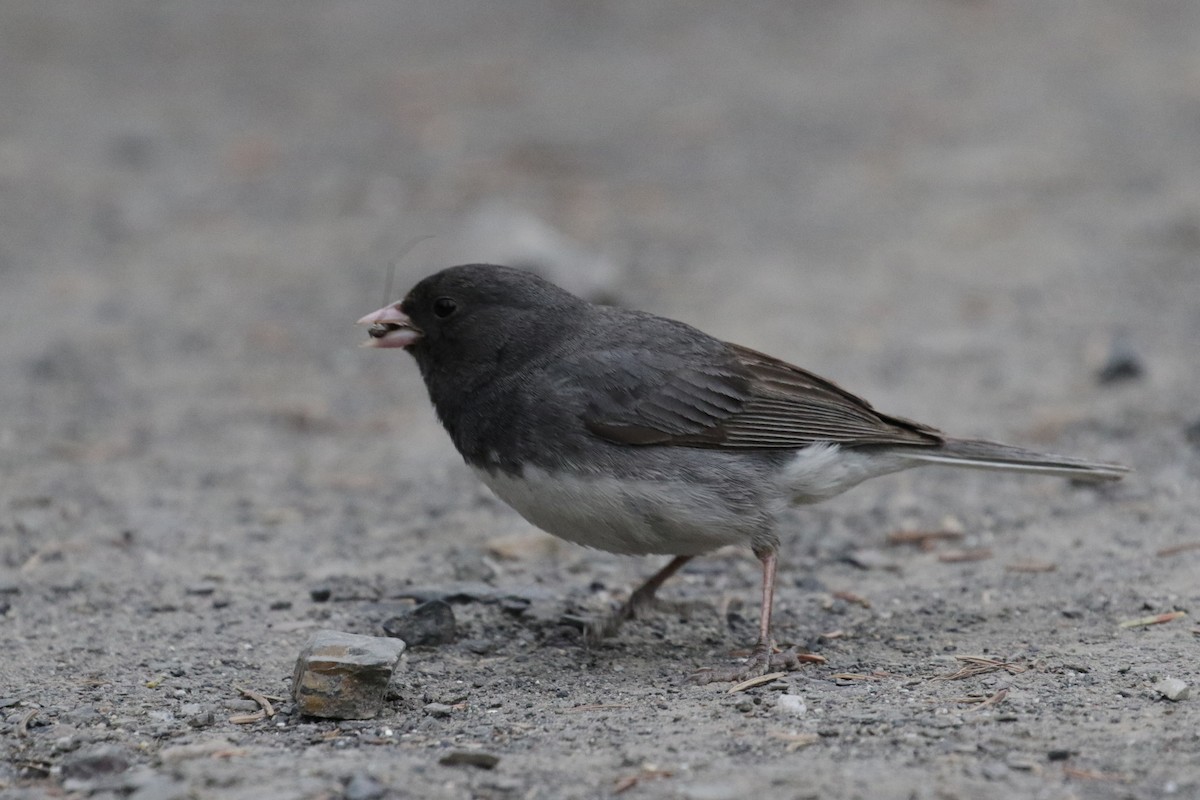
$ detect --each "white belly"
[471,465,749,556]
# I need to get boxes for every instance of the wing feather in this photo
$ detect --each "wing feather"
[581,340,942,450]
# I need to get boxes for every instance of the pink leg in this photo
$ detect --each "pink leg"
[693,548,807,683]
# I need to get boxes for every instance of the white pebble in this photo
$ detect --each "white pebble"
[1156,678,1190,702]
[774,694,807,717]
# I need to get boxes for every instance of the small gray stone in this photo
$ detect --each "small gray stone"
[222,699,260,712]
[382,600,456,646]
[344,773,388,800]
[981,761,1008,781]
[62,745,130,782]
[424,702,454,718]
[843,549,899,571]
[774,694,807,717]
[292,630,406,719]
[1156,678,1190,702]
[61,705,104,725]
[53,735,81,752]
[186,709,216,728]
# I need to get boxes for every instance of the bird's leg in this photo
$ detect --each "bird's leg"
[586,555,693,642]
[693,548,805,683]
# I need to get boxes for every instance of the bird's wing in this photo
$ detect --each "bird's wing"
[579,342,943,450]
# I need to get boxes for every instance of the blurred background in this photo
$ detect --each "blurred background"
[3,0,1197,568]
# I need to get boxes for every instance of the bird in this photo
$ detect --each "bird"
[357,263,1128,682]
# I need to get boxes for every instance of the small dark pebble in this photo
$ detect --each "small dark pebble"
[1096,338,1144,385]
[310,586,332,603]
[1047,749,1073,761]
[269,600,292,611]
[461,638,495,655]
[382,600,456,646]
[557,614,589,632]
[438,751,500,770]
[499,597,531,615]
[184,584,216,596]
[1184,418,1200,448]
[187,710,216,728]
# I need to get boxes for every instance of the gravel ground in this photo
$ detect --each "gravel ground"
[2,2,1199,799]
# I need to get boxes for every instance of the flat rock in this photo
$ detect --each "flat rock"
[1155,677,1190,702]
[61,745,130,783]
[382,599,456,646]
[292,630,406,719]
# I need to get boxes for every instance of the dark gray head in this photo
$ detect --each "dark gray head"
[358,263,590,400]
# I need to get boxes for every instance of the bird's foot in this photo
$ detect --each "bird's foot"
[579,555,692,645]
[581,594,648,645]
[689,641,808,685]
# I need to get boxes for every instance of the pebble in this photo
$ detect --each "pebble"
[61,745,130,782]
[344,773,388,800]
[382,600,456,646]
[460,638,495,656]
[1096,335,1144,384]
[1155,678,1190,702]
[424,702,455,718]
[291,630,406,719]
[774,694,808,717]
[843,549,899,571]
[438,750,500,770]
[158,738,237,764]
[54,735,81,752]
[186,709,216,728]
[61,705,104,725]
[1185,418,1200,448]
[1005,754,1039,772]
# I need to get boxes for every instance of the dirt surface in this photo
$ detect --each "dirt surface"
[2,2,1199,798]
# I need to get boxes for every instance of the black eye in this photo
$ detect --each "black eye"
[432,297,458,318]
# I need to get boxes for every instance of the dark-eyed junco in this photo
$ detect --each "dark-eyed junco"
[358,264,1127,682]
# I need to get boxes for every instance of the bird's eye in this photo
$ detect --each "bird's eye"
[432,297,458,318]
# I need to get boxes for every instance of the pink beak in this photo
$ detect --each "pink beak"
[356,303,423,349]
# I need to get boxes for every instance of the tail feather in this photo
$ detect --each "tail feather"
[900,438,1129,482]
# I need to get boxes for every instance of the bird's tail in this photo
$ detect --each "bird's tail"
[899,437,1129,482]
